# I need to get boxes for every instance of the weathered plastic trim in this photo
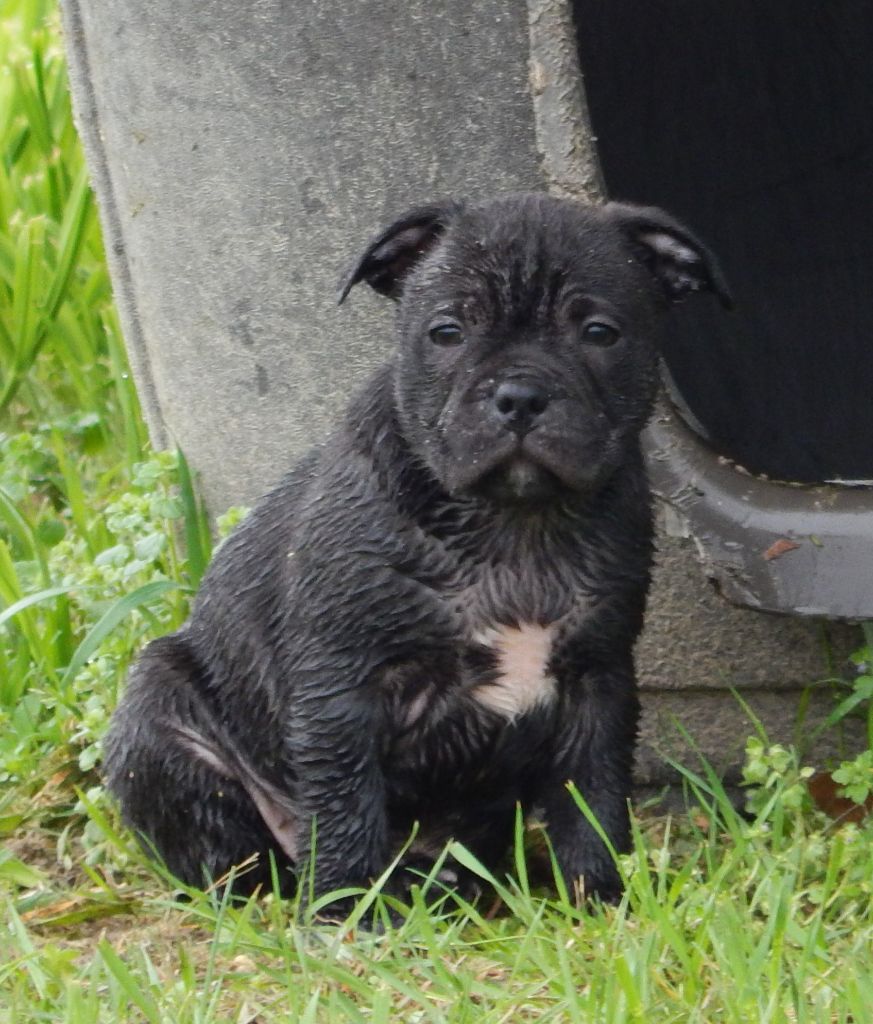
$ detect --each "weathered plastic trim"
[645,400,873,619]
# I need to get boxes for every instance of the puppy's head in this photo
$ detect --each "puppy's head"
[340,194,730,505]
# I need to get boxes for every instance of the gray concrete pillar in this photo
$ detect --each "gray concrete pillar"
[61,0,859,786]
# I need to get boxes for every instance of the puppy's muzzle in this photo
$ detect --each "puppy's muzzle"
[493,379,550,437]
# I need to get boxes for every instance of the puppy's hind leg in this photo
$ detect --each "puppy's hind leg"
[103,635,297,896]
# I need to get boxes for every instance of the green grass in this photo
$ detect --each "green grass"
[1,2,872,1021]
[3,765,873,1023]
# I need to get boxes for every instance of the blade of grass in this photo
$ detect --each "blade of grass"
[59,578,181,687]
[49,427,95,554]
[0,583,78,629]
[7,215,45,386]
[0,483,50,582]
[105,305,146,469]
[0,538,50,675]
[0,163,93,414]
[176,447,211,588]
[43,162,93,323]
[97,940,161,1024]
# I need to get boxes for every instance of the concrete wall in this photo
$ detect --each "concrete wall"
[61,0,859,785]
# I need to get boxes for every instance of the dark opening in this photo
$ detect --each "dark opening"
[573,0,873,483]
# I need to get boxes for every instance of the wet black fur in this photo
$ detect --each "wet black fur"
[104,194,729,907]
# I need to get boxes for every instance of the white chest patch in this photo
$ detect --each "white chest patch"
[471,622,557,720]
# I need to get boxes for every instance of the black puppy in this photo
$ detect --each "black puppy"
[104,194,730,907]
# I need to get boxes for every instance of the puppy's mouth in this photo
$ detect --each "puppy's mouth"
[440,425,616,505]
[448,434,574,504]
[475,453,564,504]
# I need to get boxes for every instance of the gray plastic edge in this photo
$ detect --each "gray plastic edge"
[645,402,873,619]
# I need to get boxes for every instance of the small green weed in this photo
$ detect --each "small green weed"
[816,623,873,810]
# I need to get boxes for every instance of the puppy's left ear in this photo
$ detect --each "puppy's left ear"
[605,202,733,309]
[337,201,463,304]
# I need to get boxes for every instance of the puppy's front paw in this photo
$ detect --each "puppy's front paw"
[574,872,624,907]
[561,856,624,908]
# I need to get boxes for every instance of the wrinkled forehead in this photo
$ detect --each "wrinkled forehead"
[408,200,647,320]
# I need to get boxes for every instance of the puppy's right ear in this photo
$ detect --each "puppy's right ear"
[337,201,462,304]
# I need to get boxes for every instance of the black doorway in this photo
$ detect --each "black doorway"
[574,0,873,483]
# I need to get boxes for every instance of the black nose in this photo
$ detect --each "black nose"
[493,379,550,434]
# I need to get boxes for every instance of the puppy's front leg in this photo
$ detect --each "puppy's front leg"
[541,661,639,904]
[289,686,390,903]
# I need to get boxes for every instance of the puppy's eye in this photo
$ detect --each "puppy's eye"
[581,320,620,346]
[428,322,465,346]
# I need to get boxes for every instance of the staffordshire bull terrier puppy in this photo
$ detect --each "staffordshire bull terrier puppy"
[104,193,730,908]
